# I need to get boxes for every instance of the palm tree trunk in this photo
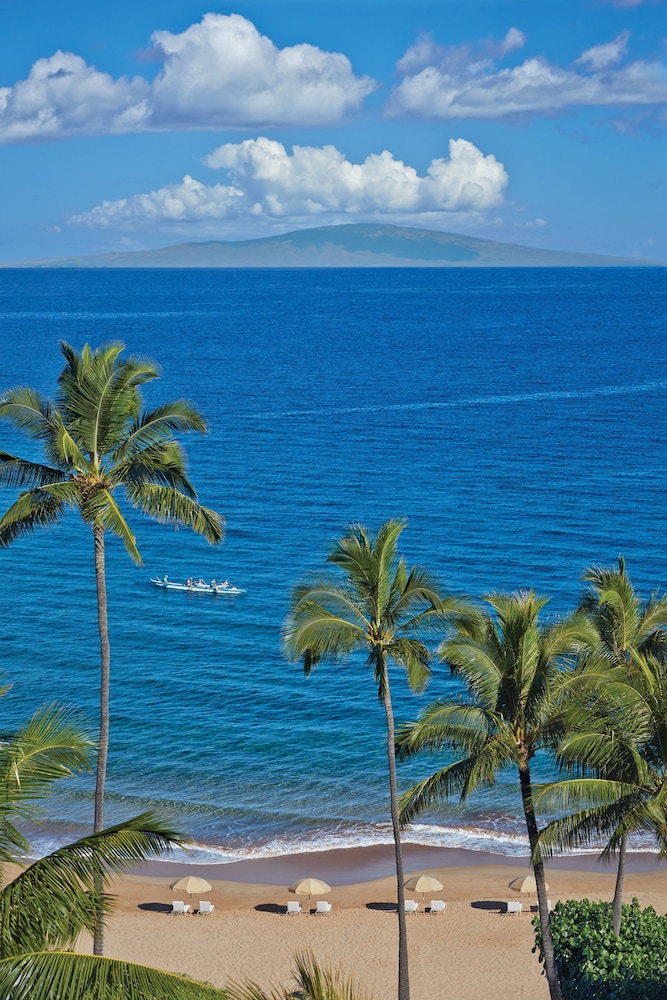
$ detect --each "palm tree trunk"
[382,669,410,1000]
[519,765,562,1000]
[92,524,110,957]
[612,832,628,937]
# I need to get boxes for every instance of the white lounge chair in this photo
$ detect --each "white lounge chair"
[171,900,190,915]
[286,901,302,915]
[430,900,446,914]
[198,901,214,915]
[404,899,419,913]
[505,901,522,914]
[316,901,332,914]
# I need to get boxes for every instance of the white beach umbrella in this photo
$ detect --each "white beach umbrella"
[508,876,548,895]
[404,874,444,902]
[170,875,213,900]
[289,877,332,913]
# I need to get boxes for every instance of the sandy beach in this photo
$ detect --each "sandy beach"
[71,846,667,998]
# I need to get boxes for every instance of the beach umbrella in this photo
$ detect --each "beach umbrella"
[170,875,212,900]
[507,876,548,895]
[404,874,444,902]
[289,877,331,913]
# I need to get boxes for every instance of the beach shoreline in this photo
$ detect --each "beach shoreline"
[134,841,667,884]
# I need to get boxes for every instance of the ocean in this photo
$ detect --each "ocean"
[0,266,665,864]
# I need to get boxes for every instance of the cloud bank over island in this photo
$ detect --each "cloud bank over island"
[0,13,376,143]
[67,137,508,233]
[386,29,667,120]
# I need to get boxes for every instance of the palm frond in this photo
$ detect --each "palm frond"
[395,702,505,759]
[111,441,196,496]
[125,483,224,545]
[0,388,54,442]
[292,950,371,1000]
[0,455,68,491]
[112,401,207,461]
[388,638,431,693]
[225,950,370,1000]
[0,951,228,999]
[0,704,94,810]
[0,489,67,546]
[437,635,502,709]
[0,812,186,956]
[284,609,367,671]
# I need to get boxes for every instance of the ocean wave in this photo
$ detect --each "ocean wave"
[22,820,655,866]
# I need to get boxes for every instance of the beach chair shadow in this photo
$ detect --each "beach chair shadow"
[138,902,173,913]
[366,902,398,912]
[470,900,506,912]
[255,903,286,914]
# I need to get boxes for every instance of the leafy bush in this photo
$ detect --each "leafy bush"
[533,898,667,1000]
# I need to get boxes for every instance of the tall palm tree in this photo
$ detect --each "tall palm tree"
[563,558,667,934]
[396,591,596,1000]
[0,341,225,831]
[0,341,224,950]
[283,520,475,1000]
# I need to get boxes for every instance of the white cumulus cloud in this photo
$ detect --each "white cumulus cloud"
[68,137,508,231]
[386,28,667,120]
[0,51,150,142]
[0,14,376,143]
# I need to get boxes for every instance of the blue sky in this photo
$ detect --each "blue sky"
[2,0,665,261]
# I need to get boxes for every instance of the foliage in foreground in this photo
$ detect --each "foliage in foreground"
[226,950,371,1000]
[0,950,370,1000]
[0,952,228,1000]
[533,899,667,1000]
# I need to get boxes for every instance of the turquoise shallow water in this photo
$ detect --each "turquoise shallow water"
[0,266,665,862]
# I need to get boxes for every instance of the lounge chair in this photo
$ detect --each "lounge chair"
[505,901,522,914]
[430,900,446,914]
[171,900,190,915]
[286,901,302,915]
[198,901,214,915]
[404,899,419,913]
[316,901,332,914]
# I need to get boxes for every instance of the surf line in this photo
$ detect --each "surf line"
[244,378,667,420]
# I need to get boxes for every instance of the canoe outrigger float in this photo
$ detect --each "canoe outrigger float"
[150,578,245,595]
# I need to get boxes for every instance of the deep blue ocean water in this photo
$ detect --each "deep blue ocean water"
[0,266,665,861]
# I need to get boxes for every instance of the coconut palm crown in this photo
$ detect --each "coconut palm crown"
[283,519,476,1000]
[396,591,597,1000]
[535,558,667,935]
[0,341,224,953]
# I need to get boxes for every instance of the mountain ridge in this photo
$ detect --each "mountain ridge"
[3,223,662,268]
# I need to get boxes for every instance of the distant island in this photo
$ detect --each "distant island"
[4,224,663,268]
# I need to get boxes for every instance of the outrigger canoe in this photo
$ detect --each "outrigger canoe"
[150,578,245,595]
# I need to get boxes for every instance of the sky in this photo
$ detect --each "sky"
[1,0,666,262]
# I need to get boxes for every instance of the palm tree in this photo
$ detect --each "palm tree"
[536,650,667,938]
[540,558,667,935]
[396,591,596,1000]
[0,692,228,998]
[283,520,475,1000]
[0,341,224,951]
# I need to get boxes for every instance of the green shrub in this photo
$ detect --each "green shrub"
[533,898,667,1000]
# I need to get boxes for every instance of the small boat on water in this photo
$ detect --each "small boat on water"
[150,577,245,595]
